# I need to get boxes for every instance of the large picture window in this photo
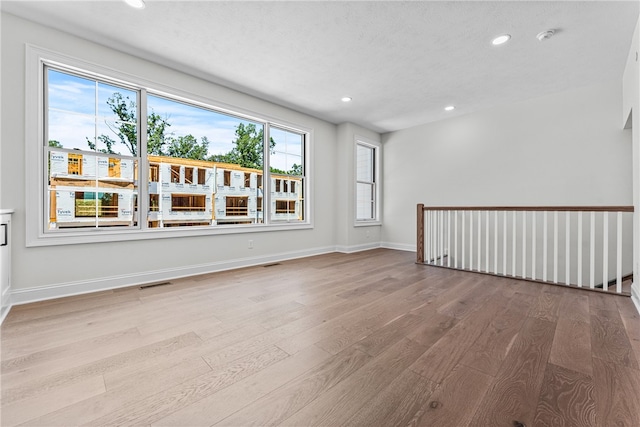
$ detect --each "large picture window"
[35,55,310,243]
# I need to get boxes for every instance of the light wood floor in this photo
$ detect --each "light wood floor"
[1,249,639,426]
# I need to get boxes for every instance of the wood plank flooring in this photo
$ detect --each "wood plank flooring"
[1,248,639,426]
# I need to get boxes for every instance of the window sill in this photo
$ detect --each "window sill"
[27,222,313,247]
[354,220,382,227]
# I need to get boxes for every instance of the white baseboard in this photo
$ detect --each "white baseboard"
[0,304,11,325]
[10,245,337,307]
[631,281,640,315]
[335,242,381,253]
[380,241,415,252]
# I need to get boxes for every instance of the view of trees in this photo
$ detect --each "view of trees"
[209,123,274,170]
[48,93,301,175]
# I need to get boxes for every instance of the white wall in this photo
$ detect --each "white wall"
[1,13,340,302]
[382,82,633,249]
[623,14,640,310]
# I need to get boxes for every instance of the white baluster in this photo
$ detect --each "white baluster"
[433,210,437,264]
[522,211,527,278]
[426,211,430,263]
[578,212,583,287]
[554,211,558,284]
[512,211,517,277]
[470,211,474,271]
[441,210,445,266]
[603,212,608,291]
[494,211,498,275]
[503,211,507,276]
[431,210,435,264]
[478,211,482,271]
[424,211,429,263]
[440,210,443,264]
[617,211,622,293]
[436,211,440,266]
[565,211,570,286]
[485,211,490,272]
[543,211,548,282]
[532,211,537,281]
[462,211,466,269]
[590,211,595,289]
[447,210,451,268]
[454,211,458,269]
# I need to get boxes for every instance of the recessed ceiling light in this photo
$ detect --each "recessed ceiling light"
[491,34,511,46]
[536,30,555,41]
[341,97,352,102]
[444,106,455,111]
[123,0,145,9]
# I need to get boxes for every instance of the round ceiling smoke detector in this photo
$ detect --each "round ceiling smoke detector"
[536,30,555,41]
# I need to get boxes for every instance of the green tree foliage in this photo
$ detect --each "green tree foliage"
[86,134,116,154]
[166,135,209,160]
[209,123,274,169]
[91,92,300,174]
[287,163,303,176]
[147,108,171,156]
[270,163,302,176]
[88,93,170,156]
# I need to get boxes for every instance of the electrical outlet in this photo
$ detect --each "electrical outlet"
[366,230,370,239]
[248,239,253,249]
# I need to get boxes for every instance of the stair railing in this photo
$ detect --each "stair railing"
[417,204,634,294]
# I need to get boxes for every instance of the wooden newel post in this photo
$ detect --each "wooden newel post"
[417,203,424,264]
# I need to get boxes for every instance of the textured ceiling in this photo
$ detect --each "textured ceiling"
[2,1,638,133]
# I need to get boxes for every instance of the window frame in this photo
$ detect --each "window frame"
[354,136,381,226]
[26,45,313,247]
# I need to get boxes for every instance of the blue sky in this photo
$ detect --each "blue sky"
[47,68,302,172]
[270,127,303,172]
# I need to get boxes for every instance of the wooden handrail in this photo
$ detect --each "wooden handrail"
[421,205,634,212]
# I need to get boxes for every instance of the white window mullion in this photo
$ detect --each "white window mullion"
[138,88,149,231]
[264,124,271,226]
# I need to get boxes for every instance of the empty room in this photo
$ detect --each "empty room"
[1,1,640,426]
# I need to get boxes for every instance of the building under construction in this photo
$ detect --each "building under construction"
[47,151,303,229]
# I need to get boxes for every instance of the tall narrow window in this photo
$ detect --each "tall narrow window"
[355,139,380,222]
